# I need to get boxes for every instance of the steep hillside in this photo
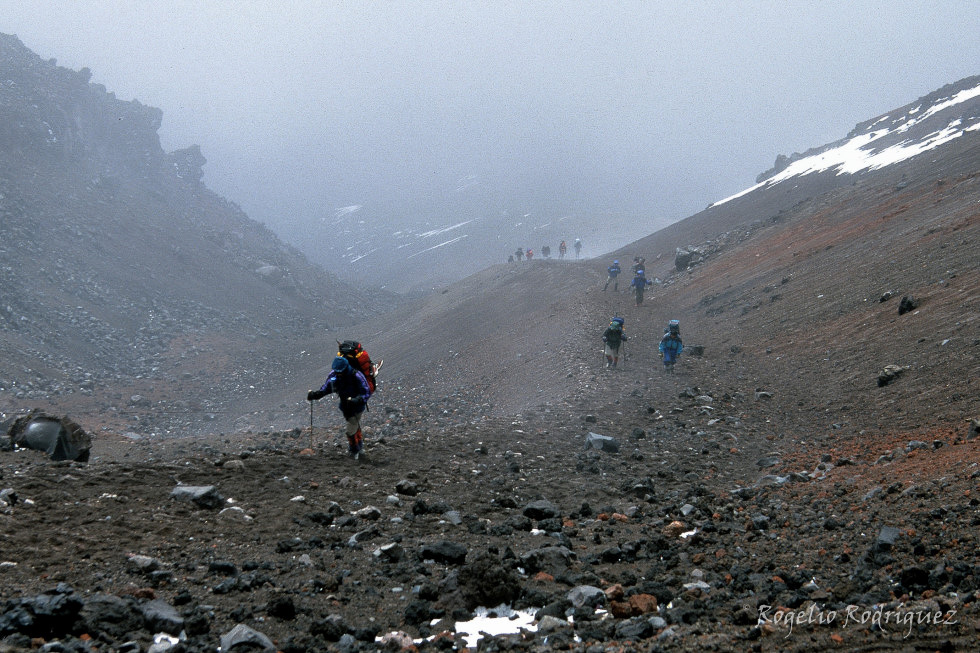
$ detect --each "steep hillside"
[0,34,397,434]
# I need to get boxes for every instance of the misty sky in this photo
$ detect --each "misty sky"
[3,1,979,256]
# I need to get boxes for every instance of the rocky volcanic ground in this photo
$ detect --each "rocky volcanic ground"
[2,271,979,652]
[2,150,979,653]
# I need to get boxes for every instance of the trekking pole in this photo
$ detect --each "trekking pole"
[309,399,315,452]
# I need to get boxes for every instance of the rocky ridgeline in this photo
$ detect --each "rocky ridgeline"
[671,216,775,275]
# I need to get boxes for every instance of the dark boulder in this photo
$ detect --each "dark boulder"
[77,593,142,640]
[6,411,91,461]
[419,540,468,565]
[457,553,522,610]
[0,585,82,639]
[898,295,919,315]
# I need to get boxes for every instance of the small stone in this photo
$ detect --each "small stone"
[662,521,686,537]
[585,432,620,453]
[875,526,901,552]
[220,623,275,652]
[394,479,419,496]
[170,485,225,510]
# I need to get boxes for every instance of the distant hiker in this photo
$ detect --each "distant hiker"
[307,356,372,458]
[603,259,622,291]
[630,256,646,275]
[559,240,567,259]
[659,321,683,373]
[526,248,534,260]
[602,317,627,368]
[508,254,514,263]
[574,239,582,258]
[542,245,551,258]
[515,247,524,261]
[630,269,652,305]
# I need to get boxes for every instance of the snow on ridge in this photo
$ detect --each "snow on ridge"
[911,84,980,125]
[325,205,363,224]
[405,234,469,259]
[417,220,474,239]
[349,247,379,263]
[713,82,980,207]
[838,122,966,174]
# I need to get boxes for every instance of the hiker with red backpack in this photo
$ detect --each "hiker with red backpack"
[337,340,377,393]
[307,340,376,458]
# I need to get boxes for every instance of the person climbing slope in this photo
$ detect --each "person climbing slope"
[630,268,652,305]
[601,316,627,368]
[307,356,372,458]
[603,259,622,291]
[659,320,683,373]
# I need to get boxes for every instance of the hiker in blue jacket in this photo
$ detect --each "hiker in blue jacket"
[308,356,372,457]
[603,260,622,291]
[630,269,652,305]
[659,321,683,372]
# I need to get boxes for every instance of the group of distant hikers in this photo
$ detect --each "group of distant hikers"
[509,238,581,262]
[599,255,683,371]
[602,316,683,372]
[306,248,683,459]
[604,256,655,305]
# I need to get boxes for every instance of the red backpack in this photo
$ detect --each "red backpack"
[337,340,376,392]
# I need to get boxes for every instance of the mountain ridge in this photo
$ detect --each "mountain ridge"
[1,33,398,434]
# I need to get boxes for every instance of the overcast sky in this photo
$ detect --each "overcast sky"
[3,1,979,252]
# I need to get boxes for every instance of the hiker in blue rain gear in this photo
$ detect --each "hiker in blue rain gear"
[630,269,652,305]
[308,356,372,457]
[603,260,622,291]
[659,321,683,372]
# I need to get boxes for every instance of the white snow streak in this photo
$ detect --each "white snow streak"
[405,234,469,259]
[417,220,474,238]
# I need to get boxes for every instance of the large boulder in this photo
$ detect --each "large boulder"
[6,411,91,462]
[877,364,909,387]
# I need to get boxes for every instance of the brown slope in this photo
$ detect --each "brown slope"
[272,131,979,439]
